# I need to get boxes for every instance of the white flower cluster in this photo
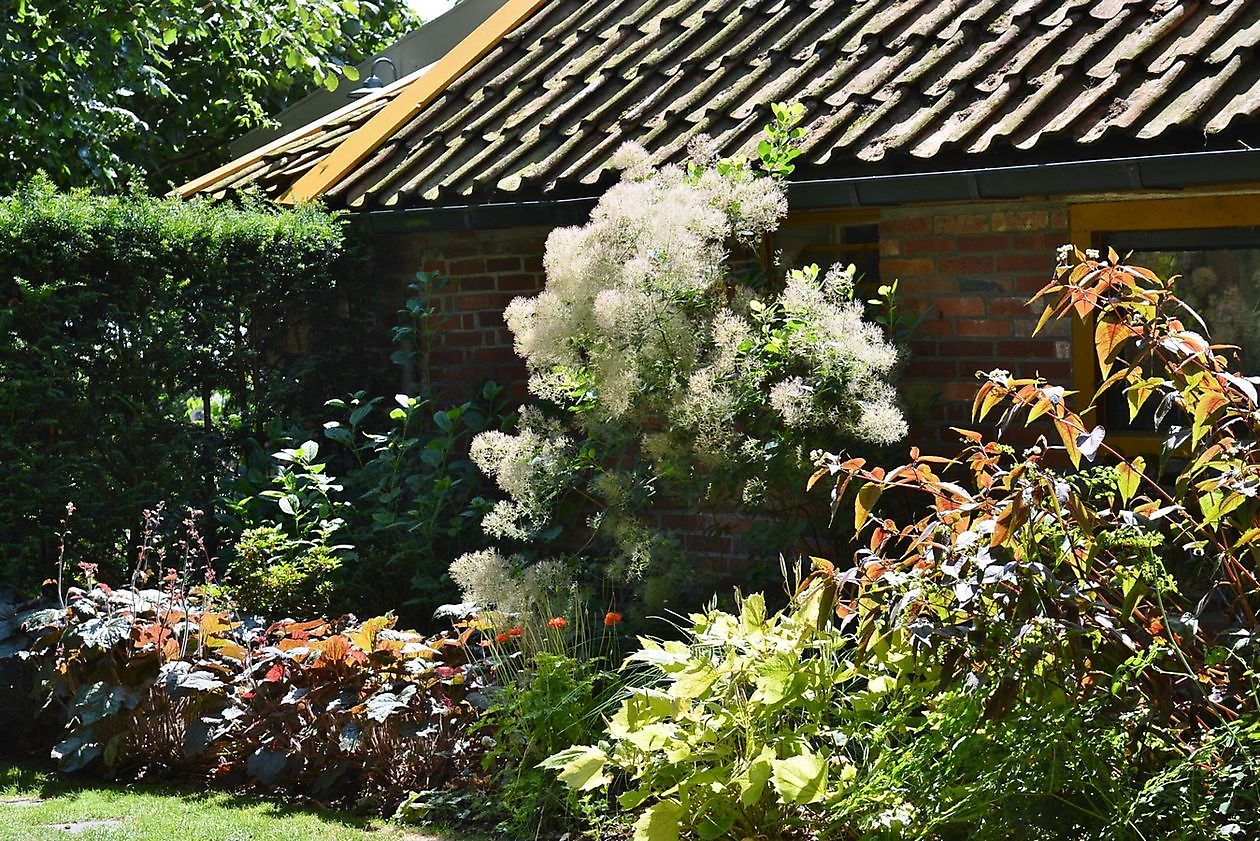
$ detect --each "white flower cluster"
[469,407,574,541]
[504,147,786,422]
[459,134,907,585]
[449,548,574,616]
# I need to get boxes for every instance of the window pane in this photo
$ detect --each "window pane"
[775,219,880,289]
[1102,227,1260,429]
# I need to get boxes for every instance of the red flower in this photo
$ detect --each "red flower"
[495,632,510,644]
[604,612,623,626]
[547,616,568,629]
[508,628,523,638]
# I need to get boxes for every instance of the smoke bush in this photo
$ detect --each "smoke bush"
[454,105,905,608]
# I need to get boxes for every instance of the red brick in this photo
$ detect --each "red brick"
[914,318,954,336]
[996,340,1057,358]
[880,238,902,257]
[427,349,463,367]
[936,296,986,317]
[881,216,932,235]
[498,274,542,292]
[955,234,1009,253]
[942,381,975,401]
[939,255,995,274]
[449,258,487,274]
[991,210,1049,232]
[996,253,1053,273]
[466,346,519,365]
[902,236,954,255]
[904,359,956,378]
[421,260,447,273]
[892,277,957,294]
[486,257,522,272]
[457,275,495,291]
[1011,233,1060,251]
[882,257,935,276]
[934,214,990,234]
[990,297,1032,316]
[1014,274,1054,294]
[955,319,1011,337]
[455,294,492,311]
[445,331,491,347]
[522,256,545,273]
[909,340,939,357]
[938,340,995,357]
[1026,361,1071,380]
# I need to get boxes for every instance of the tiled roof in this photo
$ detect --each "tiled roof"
[186,0,1260,209]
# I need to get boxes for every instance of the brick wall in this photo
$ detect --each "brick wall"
[364,201,1080,577]
[878,201,1073,449]
[371,225,550,402]
[371,201,1077,448]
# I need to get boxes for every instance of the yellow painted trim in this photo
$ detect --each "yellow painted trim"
[279,0,550,204]
[173,86,396,199]
[1068,192,1260,452]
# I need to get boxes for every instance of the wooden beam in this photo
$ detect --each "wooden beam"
[278,0,550,205]
[171,86,396,200]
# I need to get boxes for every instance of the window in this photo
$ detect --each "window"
[1070,195,1260,452]
[773,210,880,289]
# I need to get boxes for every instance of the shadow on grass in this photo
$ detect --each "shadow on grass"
[0,760,383,832]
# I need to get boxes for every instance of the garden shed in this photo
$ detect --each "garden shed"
[182,0,1260,453]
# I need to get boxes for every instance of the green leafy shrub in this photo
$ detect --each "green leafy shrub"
[323,380,512,621]
[229,526,342,618]
[0,177,363,590]
[218,277,512,624]
[482,652,615,836]
[547,249,1260,839]
[543,593,861,840]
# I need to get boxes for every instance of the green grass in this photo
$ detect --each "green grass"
[0,763,460,841]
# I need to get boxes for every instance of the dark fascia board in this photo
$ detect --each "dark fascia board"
[354,149,1260,233]
[790,148,1260,209]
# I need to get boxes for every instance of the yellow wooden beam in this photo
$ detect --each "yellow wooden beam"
[278,0,550,205]
[172,89,392,200]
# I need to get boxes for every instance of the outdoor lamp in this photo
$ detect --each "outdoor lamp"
[347,57,399,98]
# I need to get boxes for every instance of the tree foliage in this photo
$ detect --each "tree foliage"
[0,0,417,190]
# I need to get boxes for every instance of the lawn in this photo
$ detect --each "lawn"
[0,763,458,841]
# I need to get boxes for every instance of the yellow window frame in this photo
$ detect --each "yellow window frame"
[1069,193,1260,454]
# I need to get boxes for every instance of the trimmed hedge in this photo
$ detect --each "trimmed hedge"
[0,176,370,587]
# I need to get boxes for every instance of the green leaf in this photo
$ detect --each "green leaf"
[633,799,684,841]
[855,482,882,530]
[670,660,719,699]
[1116,457,1143,504]
[752,653,797,705]
[739,592,767,630]
[734,745,776,806]
[771,750,828,804]
[540,745,610,792]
